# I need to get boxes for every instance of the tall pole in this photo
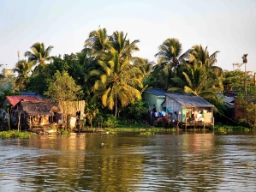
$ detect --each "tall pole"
[242,54,248,95]
[245,62,247,95]
[17,50,20,62]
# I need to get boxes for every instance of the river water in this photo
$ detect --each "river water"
[0,131,256,192]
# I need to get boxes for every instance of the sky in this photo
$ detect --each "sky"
[0,0,256,73]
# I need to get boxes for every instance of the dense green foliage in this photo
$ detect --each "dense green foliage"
[44,70,82,101]
[2,28,255,128]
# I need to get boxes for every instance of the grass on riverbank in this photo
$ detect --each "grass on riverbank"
[104,127,177,133]
[79,124,253,133]
[0,130,34,139]
[0,124,252,139]
[214,125,251,133]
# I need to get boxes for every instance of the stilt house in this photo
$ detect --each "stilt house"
[163,93,214,128]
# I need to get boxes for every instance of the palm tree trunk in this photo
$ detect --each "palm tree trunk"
[114,94,118,118]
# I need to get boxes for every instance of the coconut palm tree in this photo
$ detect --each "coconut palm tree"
[110,31,140,60]
[242,54,248,64]
[84,28,111,56]
[182,62,217,96]
[189,45,218,67]
[133,58,154,91]
[24,42,54,66]
[188,45,223,91]
[154,38,188,89]
[155,38,183,66]
[84,101,99,128]
[92,48,143,117]
[13,60,35,89]
[85,30,143,117]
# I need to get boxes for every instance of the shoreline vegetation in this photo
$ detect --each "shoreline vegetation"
[1,30,255,132]
[0,124,252,139]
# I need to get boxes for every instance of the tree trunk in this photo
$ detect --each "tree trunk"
[114,94,118,118]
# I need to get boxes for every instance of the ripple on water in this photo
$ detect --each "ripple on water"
[0,133,256,191]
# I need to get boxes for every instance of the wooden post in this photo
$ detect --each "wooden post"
[29,116,32,129]
[17,112,21,132]
[212,117,215,131]
[7,108,10,130]
[185,118,187,132]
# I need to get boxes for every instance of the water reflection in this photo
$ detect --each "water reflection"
[0,132,256,191]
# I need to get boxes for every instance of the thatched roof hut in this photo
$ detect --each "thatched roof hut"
[14,100,60,128]
[4,96,39,108]
[19,100,59,116]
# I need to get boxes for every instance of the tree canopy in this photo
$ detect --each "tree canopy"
[7,28,254,125]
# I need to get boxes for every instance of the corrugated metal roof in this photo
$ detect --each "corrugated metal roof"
[20,92,38,96]
[6,96,38,107]
[165,93,213,107]
[144,88,167,96]
[223,97,234,103]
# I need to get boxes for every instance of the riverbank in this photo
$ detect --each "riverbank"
[0,130,35,139]
[0,124,252,139]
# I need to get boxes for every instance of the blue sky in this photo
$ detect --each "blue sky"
[1,0,256,72]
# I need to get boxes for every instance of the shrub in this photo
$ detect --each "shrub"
[104,115,118,128]
[59,130,69,135]
[0,131,33,139]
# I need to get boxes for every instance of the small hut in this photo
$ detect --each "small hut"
[15,100,59,129]
[57,100,86,129]
[163,93,214,128]
[3,95,39,108]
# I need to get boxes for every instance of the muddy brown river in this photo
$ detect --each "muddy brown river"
[0,132,256,191]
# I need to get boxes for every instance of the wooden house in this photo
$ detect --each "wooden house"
[3,95,39,108]
[163,93,214,128]
[2,94,86,130]
[13,100,60,129]
[13,100,86,129]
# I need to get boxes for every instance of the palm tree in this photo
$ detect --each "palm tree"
[24,42,54,66]
[93,48,143,117]
[13,60,35,89]
[85,30,143,117]
[84,28,111,56]
[134,59,154,89]
[110,31,140,60]
[155,38,183,66]
[189,45,219,67]
[188,45,223,91]
[154,38,188,89]
[84,101,99,128]
[182,62,219,97]
[242,54,248,64]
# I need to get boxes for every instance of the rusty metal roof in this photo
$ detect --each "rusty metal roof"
[6,96,38,107]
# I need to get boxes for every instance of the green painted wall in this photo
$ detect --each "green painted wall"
[142,92,165,112]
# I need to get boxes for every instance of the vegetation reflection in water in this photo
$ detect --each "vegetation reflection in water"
[0,132,256,191]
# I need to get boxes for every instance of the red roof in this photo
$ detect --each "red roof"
[6,96,39,107]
